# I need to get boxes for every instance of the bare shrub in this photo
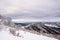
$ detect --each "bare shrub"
[9,28,16,36]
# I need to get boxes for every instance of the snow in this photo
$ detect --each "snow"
[0,27,58,40]
[44,24,58,28]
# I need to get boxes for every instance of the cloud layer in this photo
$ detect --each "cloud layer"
[0,0,60,22]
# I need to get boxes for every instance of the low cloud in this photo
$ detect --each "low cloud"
[0,0,60,22]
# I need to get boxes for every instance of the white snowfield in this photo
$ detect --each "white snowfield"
[0,26,58,40]
[44,24,58,28]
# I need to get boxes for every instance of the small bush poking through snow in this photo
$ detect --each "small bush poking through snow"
[9,28,16,36]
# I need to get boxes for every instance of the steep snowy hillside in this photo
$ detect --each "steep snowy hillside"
[0,26,57,40]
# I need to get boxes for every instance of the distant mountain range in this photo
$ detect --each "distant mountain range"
[14,22,60,26]
[15,22,32,26]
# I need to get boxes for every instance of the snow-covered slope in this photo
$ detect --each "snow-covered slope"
[0,27,58,40]
[44,24,58,28]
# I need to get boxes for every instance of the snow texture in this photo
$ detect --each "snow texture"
[0,27,58,40]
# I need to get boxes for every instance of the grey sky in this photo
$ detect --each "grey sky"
[0,0,60,22]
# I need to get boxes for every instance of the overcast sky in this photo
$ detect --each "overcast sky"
[0,0,60,22]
